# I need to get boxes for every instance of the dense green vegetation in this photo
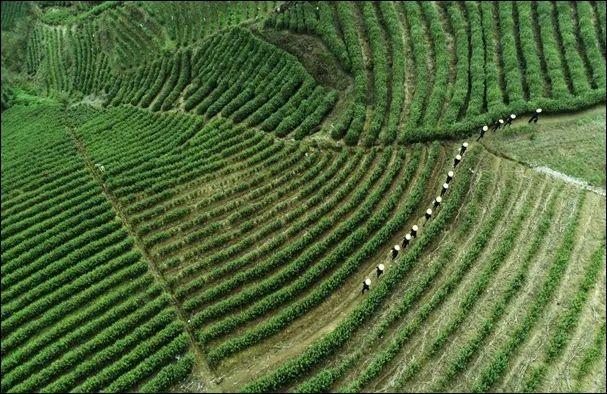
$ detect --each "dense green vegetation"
[1,1,605,393]
[267,1,605,145]
[1,105,192,393]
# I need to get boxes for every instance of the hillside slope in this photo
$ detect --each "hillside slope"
[1,1,605,393]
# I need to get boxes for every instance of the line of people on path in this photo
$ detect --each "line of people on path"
[362,142,469,294]
[477,108,542,141]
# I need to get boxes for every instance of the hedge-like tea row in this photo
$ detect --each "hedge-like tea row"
[572,321,606,392]
[397,1,429,143]
[520,240,605,392]
[242,146,475,392]
[272,1,604,145]
[360,2,389,146]
[294,156,497,393]
[433,184,562,391]
[337,2,367,146]
[1,105,195,392]
[344,165,516,392]
[421,2,449,128]
[473,192,586,392]
[378,2,405,144]
[440,2,469,125]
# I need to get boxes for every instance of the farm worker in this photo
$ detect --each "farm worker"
[477,125,489,141]
[454,154,462,167]
[362,278,371,294]
[441,182,449,196]
[504,114,516,127]
[433,196,442,208]
[528,108,542,123]
[391,245,401,260]
[459,142,468,155]
[402,233,412,248]
[376,264,385,278]
[425,208,432,221]
[446,171,454,184]
[411,225,419,238]
[491,118,504,132]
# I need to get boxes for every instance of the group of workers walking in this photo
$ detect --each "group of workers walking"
[361,108,544,294]
[362,141,469,294]
[477,108,542,141]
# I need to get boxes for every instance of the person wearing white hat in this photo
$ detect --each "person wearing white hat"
[529,108,542,123]
[433,196,442,208]
[441,182,449,196]
[504,113,516,127]
[376,264,385,278]
[491,118,504,132]
[362,278,371,293]
[391,244,401,259]
[446,171,454,184]
[477,125,489,141]
[425,208,432,221]
[402,233,412,248]
[453,154,462,167]
[459,142,468,155]
[411,225,419,238]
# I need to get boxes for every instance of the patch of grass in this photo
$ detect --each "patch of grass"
[484,106,606,188]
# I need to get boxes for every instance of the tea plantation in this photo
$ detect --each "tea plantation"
[1,1,605,392]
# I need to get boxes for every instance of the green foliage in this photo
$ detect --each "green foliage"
[521,241,605,392]
[1,3,606,392]
[243,147,476,392]
[378,2,405,144]
[474,192,587,392]
[1,104,194,393]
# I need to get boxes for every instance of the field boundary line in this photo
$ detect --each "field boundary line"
[63,114,220,391]
[479,143,606,196]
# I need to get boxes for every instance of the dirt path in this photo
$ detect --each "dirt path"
[533,166,605,196]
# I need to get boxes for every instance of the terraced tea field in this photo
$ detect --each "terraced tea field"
[1,1,605,393]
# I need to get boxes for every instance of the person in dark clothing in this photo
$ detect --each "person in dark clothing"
[454,154,462,167]
[477,125,489,141]
[504,114,516,127]
[446,171,454,184]
[441,182,449,196]
[491,118,504,132]
[391,245,401,260]
[459,142,469,155]
[425,208,432,221]
[433,196,442,208]
[402,233,412,248]
[362,278,371,294]
[528,108,542,123]
[376,264,385,278]
[411,225,418,238]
